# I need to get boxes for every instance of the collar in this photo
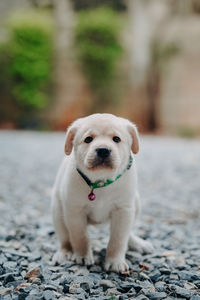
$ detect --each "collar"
[77,156,133,201]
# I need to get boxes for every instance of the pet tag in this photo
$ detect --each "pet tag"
[88,189,96,201]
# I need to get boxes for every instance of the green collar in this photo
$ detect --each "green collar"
[77,156,133,201]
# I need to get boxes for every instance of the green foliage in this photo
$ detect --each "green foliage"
[7,10,53,110]
[75,7,122,98]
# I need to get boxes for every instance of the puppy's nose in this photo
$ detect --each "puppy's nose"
[96,147,111,159]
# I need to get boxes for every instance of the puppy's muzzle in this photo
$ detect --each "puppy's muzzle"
[96,147,111,159]
[89,147,113,169]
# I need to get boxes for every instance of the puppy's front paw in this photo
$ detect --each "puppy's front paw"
[105,257,129,273]
[71,252,94,266]
[52,249,73,265]
[129,235,154,254]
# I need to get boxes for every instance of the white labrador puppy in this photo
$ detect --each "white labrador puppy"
[52,113,153,272]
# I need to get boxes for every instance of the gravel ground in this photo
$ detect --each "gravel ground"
[0,130,200,300]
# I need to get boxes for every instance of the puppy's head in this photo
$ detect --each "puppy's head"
[65,114,139,180]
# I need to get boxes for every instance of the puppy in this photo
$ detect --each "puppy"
[52,113,153,272]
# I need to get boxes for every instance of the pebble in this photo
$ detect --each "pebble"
[179,270,197,281]
[134,295,149,300]
[119,295,129,300]
[190,295,200,300]
[155,281,166,292]
[169,285,191,298]
[99,279,116,290]
[80,282,90,292]
[0,288,13,295]
[43,290,55,300]
[25,267,41,280]
[44,284,58,291]
[106,287,121,296]
[118,283,134,292]
[146,292,167,300]
[69,282,81,294]
[3,274,15,285]
[149,270,161,282]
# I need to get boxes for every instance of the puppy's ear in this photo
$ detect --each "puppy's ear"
[64,123,77,155]
[127,122,139,154]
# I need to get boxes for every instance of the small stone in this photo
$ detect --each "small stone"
[63,284,70,293]
[0,265,4,275]
[159,268,171,275]
[7,280,24,289]
[18,292,29,300]
[184,281,197,290]
[119,296,129,300]
[178,271,194,281]
[3,274,15,285]
[26,293,44,300]
[146,292,167,300]
[80,282,90,292]
[20,260,28,268]
[25,267,40,280]
[169,274,179,280]
[167,279,184,287]
[26,296,37,300]
[140,280,153,289]
[139,272,151,281]
[68,265,79,273]
[0,288,12,295]
[44,285,57,292]
[125,282,142,293]
[29,277,41,285]
[162,250,176,257]
[134,295,149,300]
[155,281,166,292]
[69,282,80,294]
[169,285,191,298]
[90,288,102,296]
[1,295,12,300]
[29,288,40,295]
[143,286,156,296]
[190,295,200,300]
[89,265,102,272]
[118,283,133,293]
[28,253,41,262]
[149,270,161,282]
[16,282,32,292]
[3,261,17,271]
[191,273,200,281]
[43,290,55,300]
[60,277,74,286]
[99,279,115,291]
[106,287,121,296]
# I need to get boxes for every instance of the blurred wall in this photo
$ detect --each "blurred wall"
[160,17,200,135]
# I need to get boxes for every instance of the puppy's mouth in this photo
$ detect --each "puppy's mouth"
[88,157,113,170]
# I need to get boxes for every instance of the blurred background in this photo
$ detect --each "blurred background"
[0,0,200,136]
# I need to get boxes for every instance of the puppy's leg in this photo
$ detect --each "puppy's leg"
[105,208,132,272]
[128,233,154,254]
[128,192,153,254]
[66,211,94,266]
[52,197,72,264]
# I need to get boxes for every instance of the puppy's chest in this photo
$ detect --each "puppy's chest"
[85,196,114,224]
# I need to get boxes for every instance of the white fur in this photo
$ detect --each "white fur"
[52,113,153,272]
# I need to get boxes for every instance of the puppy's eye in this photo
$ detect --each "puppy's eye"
[113,136,121,143]
[84,136,93,143]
